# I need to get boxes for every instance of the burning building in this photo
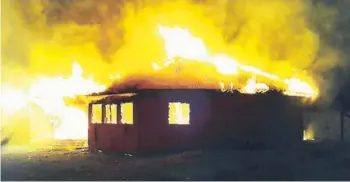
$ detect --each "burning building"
[84,25,318,153]
[1,22,318,150]
[86,60,309,153]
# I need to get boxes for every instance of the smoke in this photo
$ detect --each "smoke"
[299,0,350,106]
[2,0,349,102]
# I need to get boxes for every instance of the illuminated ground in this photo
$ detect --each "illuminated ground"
[2,141,350,180]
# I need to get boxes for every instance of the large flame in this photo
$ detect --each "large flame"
[1,86,29,116]
[155,25,318,98]
[1,25,319,142]
[1,63,105,141]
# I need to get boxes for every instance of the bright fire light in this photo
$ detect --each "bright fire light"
[29,63,106,139]
[303,124,315,141]
[1,25,319,142]
[169,102,190,125]
[156,25,318,98]
[1,86,29,115]
[241,78,269,94]
[1,63,106,141]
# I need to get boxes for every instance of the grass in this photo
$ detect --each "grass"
[2,140,350,180]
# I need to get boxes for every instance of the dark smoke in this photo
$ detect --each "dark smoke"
[307,0,350,105]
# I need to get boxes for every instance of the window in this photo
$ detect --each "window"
[121,103,133,124]
[105,104,117,124]
[168,102,190,125]
[92,104,102,124]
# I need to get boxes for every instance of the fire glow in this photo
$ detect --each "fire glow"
[154,25,318,98]
[1,63,106,140]
[303,124,315,141]
[1,26,318,141]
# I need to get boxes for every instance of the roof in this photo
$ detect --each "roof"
[108,61,227,91]
[93,75,284,96]
[101,75,221,94]
[89,88,307,108]
[91,60,285,96]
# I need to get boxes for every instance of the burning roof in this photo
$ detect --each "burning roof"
[89,60,309,99]
[90,25,319,99]
[103,60,226,91]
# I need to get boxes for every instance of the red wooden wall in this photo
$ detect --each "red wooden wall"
[88,91,303,153]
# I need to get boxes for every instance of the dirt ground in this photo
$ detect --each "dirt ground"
[2,141,350,181]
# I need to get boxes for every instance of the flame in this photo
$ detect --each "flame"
[109,74,121,80]
[1,63,105,141]
[155,25,318,98]
[1,86,29,116]
[169,102,190,125]
[152,63,162,70]
[241,78,269,94]
[1,25,319,142]
[30,63,105,139]
[120,103,133,124]
[303,124,315,141]
[284,78,316,98]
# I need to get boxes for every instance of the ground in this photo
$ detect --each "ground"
[2,141,350,181]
